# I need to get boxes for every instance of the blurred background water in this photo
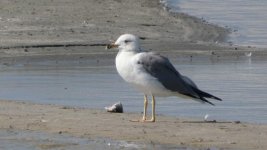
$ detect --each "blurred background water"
[161,0,267,48]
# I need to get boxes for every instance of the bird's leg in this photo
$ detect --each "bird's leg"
[130,95,148,122]
[142,95,148,121]
[130,95,155,123]
[141,95,156,122]
[149,95,156,122]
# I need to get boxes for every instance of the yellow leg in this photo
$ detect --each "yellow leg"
[130,95,156,123]
[150,95,156,122]
[142,95,148,121]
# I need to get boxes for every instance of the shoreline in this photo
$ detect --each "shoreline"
[1,100,267,150]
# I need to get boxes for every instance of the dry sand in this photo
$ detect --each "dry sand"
[0,0,267,149]
[0,100,267,150]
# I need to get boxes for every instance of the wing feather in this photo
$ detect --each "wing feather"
[137,52,199,98]
[136,52,221,105]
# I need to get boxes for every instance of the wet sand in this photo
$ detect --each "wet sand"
[0,0,267,149]
[0,100,267,150]
[0,0,266,61]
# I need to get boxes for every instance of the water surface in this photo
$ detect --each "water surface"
[0,57,266,124]
[162,0,267,47]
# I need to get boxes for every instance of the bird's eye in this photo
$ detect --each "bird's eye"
[124,40,131,43]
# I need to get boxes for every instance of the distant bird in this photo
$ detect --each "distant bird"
[107,34,221,122]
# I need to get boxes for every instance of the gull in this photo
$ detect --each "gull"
[107,34,222,122]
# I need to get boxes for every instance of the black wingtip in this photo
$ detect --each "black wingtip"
[200,97,215,106]
[192,87,222,101]
[211,96,222,101]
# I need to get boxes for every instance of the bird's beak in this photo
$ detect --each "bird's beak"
[106,42,119,49]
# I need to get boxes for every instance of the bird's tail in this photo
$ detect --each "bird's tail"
[191,87,222,105]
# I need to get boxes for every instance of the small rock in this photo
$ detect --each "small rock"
[204,114,209,121]
[234,121,241,124]
[105,102,123,113]
[41,119,47,123]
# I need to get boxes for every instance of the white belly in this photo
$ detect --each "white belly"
[115,51,175,97]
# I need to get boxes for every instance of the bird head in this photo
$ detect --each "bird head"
[106,34,141,52]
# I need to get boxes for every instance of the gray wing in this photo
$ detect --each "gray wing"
[137,52,221,105]
[182,75,198,88]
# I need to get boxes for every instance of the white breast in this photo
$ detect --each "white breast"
[115,51,136,83]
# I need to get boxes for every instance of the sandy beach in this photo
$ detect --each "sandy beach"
[0,0,267,149]
[0,100,266,150]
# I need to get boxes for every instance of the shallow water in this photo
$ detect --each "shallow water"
[0,57,266,124]
[0,129,183,150]
[162,0,267,48]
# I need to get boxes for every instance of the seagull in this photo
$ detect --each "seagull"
[107,34,222,122]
